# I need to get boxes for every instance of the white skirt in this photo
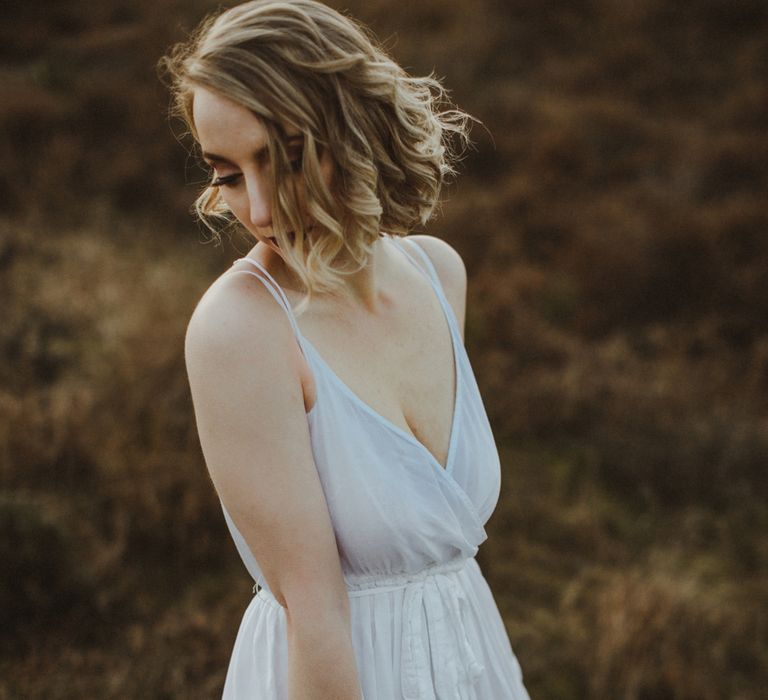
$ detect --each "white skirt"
[222,556,531,700]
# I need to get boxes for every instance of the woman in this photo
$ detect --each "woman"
[161,1,531,698]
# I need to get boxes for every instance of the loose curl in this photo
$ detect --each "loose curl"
[159,0,476,312]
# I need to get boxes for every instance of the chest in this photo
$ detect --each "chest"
[296,288,458,470]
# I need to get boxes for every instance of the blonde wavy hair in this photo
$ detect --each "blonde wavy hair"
[160,0,476,310]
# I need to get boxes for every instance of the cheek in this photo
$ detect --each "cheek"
[217,189,247,222]
[219,188,242,215]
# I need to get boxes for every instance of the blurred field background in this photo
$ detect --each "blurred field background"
[2,0,767,697]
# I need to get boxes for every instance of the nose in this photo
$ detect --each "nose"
[246,174,272,228]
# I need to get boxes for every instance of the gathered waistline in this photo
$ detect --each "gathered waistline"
[252,555,485,695]
[254,556,471,607]
[346,556,470,595]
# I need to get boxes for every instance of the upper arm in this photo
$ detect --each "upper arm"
[184,277,348,617]
[407,235,467,342]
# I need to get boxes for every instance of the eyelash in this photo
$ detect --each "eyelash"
[210,155,303,188]
[211,173,241,187]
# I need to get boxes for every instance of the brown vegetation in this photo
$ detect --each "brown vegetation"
[1,0,766,697]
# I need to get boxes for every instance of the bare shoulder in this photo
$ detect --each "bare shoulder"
[406,234,467,341]
[184,269,309,422]
[184,267,300,374]
[183,268,350,615]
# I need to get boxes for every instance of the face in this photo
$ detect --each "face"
[192,86,333,250]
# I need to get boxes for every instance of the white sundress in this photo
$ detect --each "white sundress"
[217,235,531,699]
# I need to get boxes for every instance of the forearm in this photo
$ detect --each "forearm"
[286,605,363,700]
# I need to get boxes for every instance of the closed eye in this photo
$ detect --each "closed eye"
[211,172,242,187]
[209,149,302,187]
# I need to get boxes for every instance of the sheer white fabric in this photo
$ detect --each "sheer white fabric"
[218,237,531,699]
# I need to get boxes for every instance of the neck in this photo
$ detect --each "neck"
[253,232,396,314]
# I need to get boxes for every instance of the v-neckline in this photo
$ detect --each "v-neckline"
[298,324,462,474]
[231,239,462,474]
[297,238,461,473]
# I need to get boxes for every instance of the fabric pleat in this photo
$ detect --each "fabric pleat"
[223,557,530,699]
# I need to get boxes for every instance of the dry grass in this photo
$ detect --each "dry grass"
[1,0,767,697]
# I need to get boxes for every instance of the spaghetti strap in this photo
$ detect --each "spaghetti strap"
[393,237,443,290]
[391,236,463,341]
[229,257,302,339]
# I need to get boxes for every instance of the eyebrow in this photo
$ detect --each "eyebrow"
[202,134,304,166]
